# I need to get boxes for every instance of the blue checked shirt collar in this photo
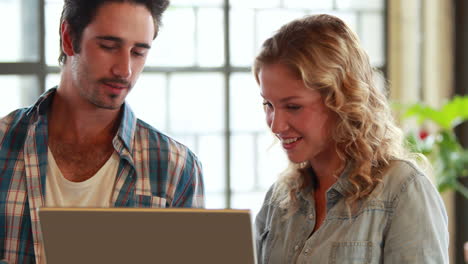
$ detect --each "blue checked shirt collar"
[29,87,137,154]
[25,87,56,117]
[117,101,136,153]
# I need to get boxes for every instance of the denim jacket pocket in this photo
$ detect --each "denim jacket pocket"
[260,229,270,242]
[329,241,372,264]
[257,228,271,264]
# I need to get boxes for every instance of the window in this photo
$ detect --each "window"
[0,0,42,116]
[0,0,387,216]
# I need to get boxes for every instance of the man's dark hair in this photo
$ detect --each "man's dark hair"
[58,0,169,65]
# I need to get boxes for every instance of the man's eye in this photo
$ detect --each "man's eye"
[100,44,115,50]
[132,50,144,57]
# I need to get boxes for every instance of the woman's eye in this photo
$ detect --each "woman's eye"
[286,105,301,110]
[262,102,273,109]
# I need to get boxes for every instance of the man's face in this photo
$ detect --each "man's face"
[69,2,155,110]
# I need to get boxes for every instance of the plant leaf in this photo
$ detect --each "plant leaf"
[440,96,468,128]
[401,95,468,130]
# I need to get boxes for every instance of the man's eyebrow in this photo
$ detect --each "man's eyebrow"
[135,43,151,49]
[96,36,151,49]
[96,36,122,43]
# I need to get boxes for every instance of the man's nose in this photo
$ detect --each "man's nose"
[112,52,132,79]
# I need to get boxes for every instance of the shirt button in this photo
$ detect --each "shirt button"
[294,245,299,251]
[308,214,314,220]
[304,248,310,255]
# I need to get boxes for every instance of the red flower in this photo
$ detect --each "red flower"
[419,130,429,140]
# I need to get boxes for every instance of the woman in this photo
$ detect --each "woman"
[254,14,449,263]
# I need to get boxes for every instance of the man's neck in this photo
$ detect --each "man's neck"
[48,87,121,144]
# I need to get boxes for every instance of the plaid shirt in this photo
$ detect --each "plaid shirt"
[0,88,205,263]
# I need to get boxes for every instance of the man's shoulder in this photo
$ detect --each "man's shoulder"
[1,107,32,125]
[0,108,33,154]
[133,118,200,162]
[0,107,33,135]
[134,118,181,147]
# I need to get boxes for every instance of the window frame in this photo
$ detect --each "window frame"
[0,0,388,209]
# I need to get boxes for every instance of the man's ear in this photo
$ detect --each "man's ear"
[61,21,75,56]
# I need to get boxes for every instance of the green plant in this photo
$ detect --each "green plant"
[401,95,468,198]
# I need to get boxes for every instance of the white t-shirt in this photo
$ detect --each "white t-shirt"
[45,149,119,207]
[42,149,119,264]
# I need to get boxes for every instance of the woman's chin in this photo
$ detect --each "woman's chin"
[286,155,307,164]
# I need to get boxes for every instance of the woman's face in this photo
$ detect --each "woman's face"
[259,63,336,165]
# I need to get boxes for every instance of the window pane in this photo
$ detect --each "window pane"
[283,0,333,9]
[147,8,195,66]
[198,134,225,193]
[46,74,60,91]
[361,13,385,67]
[171,134,198,153]
[205,192,226,209]
[257,133,288,190]
[231,191,266,217]
[230,0,280,9]
[230,73,266,132]
[230,9,255,67]
[126,73,168,131]
[169,73,224,133]
[0,0,39,62]
[231,134,256,192]
[45,0,64,66]
[0,76,39,118]
[256,9,306,51]
[231,131,288,211]
[172,0,223,6]
[336,0,384,10]
[197,8,224,66]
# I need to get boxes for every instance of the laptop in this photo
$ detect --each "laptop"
[38,208,257,264]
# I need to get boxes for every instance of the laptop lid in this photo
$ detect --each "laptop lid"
[38,208,257,264]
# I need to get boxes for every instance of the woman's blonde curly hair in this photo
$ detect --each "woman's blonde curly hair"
[253,14,406,211]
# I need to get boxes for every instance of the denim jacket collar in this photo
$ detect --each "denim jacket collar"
[297,162,354,210]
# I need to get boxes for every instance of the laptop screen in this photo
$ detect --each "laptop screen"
[39,208,257,264]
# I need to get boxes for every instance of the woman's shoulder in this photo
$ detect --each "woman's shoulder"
[382,159,426,182]
[372,159,436,203]
[262,181,289,206]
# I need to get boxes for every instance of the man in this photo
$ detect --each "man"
[0,0,204,263]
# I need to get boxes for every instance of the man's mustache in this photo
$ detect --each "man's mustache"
[99,78,131,89]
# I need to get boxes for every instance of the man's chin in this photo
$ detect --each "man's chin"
[90,99,124,110]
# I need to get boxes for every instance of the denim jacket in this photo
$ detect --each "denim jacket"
[255,160,449,263]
